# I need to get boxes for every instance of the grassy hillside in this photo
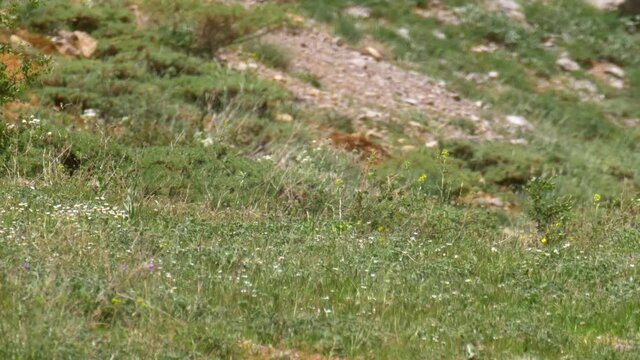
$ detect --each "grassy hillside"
[1,0,639,358]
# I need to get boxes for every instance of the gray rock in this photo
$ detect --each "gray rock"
[506,115,535,131]
[487,0,526,21]
[572,79,599,95]
[344,6,371,18]
[432,30,447,40]
[397,27,411,40]
[472,196,505,208]
[604,64,625,79]
[557,53,581,72]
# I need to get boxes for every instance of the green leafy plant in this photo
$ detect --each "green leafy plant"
[525,176,573,243]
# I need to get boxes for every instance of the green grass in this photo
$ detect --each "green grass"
[1,0,640,358]
[246,41,292,70]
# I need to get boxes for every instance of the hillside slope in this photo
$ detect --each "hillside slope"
[1,0,639,358]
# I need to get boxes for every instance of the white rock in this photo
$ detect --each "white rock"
[609,79,625,89]
[236,62,248,71]
[622,118,639,127]
[9,35,31,48]
[506,115,534,131]
[471,42,499,53]
[364,46,383,60]
[488,0,526,21]
[472,196,505,208]
[53,30,98,58]
[361,109,384,119]
[604,64,625,79]
[584,0,626,10]
[557,53,581,72]
[275,113,293,122]
[403,97,419,106]
[82,109,98,119]
[397,27,411,40]
[432,30,447,40]
[572,79,599,94]
[344,6,371,18]
[510,138,529,145]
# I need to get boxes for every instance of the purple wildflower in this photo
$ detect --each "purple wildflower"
[147,259,156,271]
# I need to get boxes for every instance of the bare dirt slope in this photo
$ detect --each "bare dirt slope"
[222,26,519,149]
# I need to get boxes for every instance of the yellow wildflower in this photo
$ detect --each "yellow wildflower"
[540,237,548,245]
[418,174,428,185]
[593,193,601,202]
[335,178,344,187]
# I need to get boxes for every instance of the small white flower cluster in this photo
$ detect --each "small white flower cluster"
[23,115,41,126]
[6,115,42,130]
[0,221,21,240]
[48,201,129,221]
[193,131,214,147]
[81,109,99,119]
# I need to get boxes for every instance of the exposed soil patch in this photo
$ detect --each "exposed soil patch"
[240,340,347,360]
[329,131,389,161]
[222,26,508,149]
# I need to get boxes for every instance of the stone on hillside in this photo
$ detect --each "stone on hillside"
[471,42,499,53]
[401,145,417,153]
[510,138,529,145]
[604,64,625,79]
[414,7,461,25]
[363,46,383,60]
[621,118,639,127]
[472,195,505,208]
[425,140,439,148]
[403,97,419,106]
[275,113,293,123]
[572,79,599,95]
[589,62,626,89]
[53,30,98,58]
[585,0,626,9]
[9,35,31,49]
[608,79,625,89]
[344,6,371,18]
[287,13,306,25]
[82,108,98,119]
[487,0,526,21]
[506,115,534,131]
[557,53,581,72]
[432,30,447,40]
[397,27,411,40]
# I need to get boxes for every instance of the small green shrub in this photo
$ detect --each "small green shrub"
[195,8,245,55]
[295,71,322,88]
[246,41,292,70]
[525,176,573,242]
[335,15,363,44]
